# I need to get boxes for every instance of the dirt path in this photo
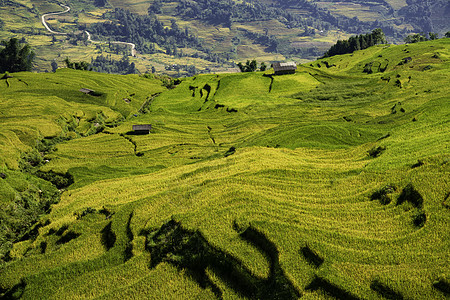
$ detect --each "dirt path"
[41,4,136,57]
[85,30,136,57]
[41,4,70,35]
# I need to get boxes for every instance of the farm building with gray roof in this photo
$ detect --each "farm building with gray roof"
[272,62,297,75]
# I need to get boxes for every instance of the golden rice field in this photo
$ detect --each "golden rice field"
[0,39,449,299]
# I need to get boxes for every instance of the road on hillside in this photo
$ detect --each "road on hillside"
[41,4,70,35]
[41,4,136,57]
[85,30,136,57]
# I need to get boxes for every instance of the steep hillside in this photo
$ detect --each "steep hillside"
[0,39,449,299]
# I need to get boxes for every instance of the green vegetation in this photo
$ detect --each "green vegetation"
[237,60,258,72]
[322,28,386,58]
[90,55,138,74]
[87,9,204,56]
[0,38,34,73]
[0,39,449,299]
[63,57,91,71]
[404,33,429,44]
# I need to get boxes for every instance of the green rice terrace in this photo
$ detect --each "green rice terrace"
[0,39,449,299]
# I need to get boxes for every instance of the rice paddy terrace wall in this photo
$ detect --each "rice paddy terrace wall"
[0,39,449,299]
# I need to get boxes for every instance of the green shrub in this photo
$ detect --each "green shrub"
[19,150,43,171]
[0,176,58,262]
[36,171,74,189]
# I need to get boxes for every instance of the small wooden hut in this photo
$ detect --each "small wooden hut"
[79,88,94,95]
[132,124,152,134]
[272,62,297,75]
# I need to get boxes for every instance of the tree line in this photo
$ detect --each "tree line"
[404,31,450,43]
[322,29,386,58]
[63,55,138,75]
[237,60,267,72]
[90,55,138,74]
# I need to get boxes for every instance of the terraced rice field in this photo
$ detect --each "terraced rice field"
[0,39,449,299]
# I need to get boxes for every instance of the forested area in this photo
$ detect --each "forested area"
[322,29,386,58]
[63,55,139,74]
[0,38,34,73]
[87,9,201,54]
[174,0,295,27]
[173,0,343,32]
[399,0,449,34]
[86,8,232,64]
[90,55,138,74]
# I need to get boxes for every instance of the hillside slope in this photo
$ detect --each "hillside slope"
[0,39,449,299]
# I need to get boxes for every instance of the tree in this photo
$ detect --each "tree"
[148,0,162,14]
[186,65,196,76]
[237,62,245,72]
[248,60,257,72]
[237,60,258,72]
[428,32,438,40]
[260,62,267,71]
[322,29,386,58]
[127,62,137,74]
[404,33,427,43]
[0,38,35,73]
[94,0,107,7]
[171,19,179,32]
[64,57,91,71]
[51,61,58,72]
[371,28,387,44]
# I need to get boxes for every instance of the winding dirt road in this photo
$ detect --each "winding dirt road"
[41,4,136,56]
[41,4,70,35]
[84,30,136,57]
